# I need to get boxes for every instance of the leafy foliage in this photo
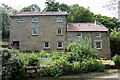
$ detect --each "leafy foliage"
[110,28,120,56]
[112,54,120,68]
[2,49,25,80]
[95,14,120,29]
[68,4,94,23]
[20,4,41,12]
[27,53,40,66]
[43,66,63,77]
[65,37,98,58]
[43,0,59,12]
[0,4,17,41]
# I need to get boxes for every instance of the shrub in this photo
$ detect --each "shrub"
[43,66,63,77]
[71,61,81,73]
[110,28,120,56]
[65,37,98,58]
[112,54,120,68]
[2,49,25,80]
[66,52,81,62]
[80,59,105,73]
[53,58,72,74]
[51,51,61,60]
[27,53,40,66]
[37,50,50,58]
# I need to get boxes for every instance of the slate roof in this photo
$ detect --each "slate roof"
[10,12,68,17]
[67,23,108,32]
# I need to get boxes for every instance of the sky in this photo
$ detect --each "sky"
[0,0,118,18]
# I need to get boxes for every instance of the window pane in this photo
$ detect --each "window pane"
[32,28,37,35]
[57,28,62,35]
[57,17,62,22]
[58,42,62,47]
[19,18,24,22]
[32,18,38,22]
[45,42,49,47]
[96,42,101,48]
[95,33,101,37]
[76,33,82,37]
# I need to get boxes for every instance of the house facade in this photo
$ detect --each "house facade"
[10,12,111,58]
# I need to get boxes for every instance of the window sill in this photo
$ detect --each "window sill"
[44,48,50,50]
[96,48,102,50]
[57,48,63,50]
[57,34,62,36]
[32,34,38,36]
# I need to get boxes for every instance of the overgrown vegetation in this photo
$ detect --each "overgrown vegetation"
[112,54,120,68]
[2,49,25,80]
[2,37,106,79]
[110,28,120,56]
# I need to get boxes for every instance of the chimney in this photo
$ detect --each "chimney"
[95,16,99,25]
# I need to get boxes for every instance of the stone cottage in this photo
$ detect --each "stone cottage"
[10,12,111,58]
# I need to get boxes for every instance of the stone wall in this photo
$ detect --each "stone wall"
[67,31,111,58]
[10,15,67,52]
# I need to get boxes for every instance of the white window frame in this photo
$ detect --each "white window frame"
[32,18,38,22]
[95,41,102,49]
[44,42,50,49]
[32,28,38,35]
[57,17,62,22]
[95,33,101,37]
[57,42,63,49]
[57,28,62,35]
[76,33,82,37]
[18,18,24,22]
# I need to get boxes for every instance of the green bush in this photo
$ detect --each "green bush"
[2,49,25,80]
[66,52,81,62]
[80,60,105,73]
[37,50,50,58]
[27,53,40,66]
[43,66,63,77]
[112,55,120,68]
[110,29,120,56]
[53,58,72,74]
[71,61,81,73]
[65,37,98,58]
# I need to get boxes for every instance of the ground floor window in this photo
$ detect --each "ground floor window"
[94,40,102,49]
[57,42,63,49]
[44,42,50,49]
[12,41,20,49]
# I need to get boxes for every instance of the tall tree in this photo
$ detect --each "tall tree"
[110,28,120,56]
[43,0,59,12]
[95,14,120,29]
[59,3,70,13]
[0,4,17,41]
[68,4,94,23]
[21,4,41,12]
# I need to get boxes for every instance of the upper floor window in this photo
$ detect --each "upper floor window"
[32,28,38,35]
[18,18,24,22]
[57,17,62,22]
[76,33,82,37]
[57,42,63,49]
[95,33,101,37]
[32,18,38,22]
[57,28,62,35]
[44,42,50,49]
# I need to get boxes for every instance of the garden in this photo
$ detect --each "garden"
[2,37,120,80]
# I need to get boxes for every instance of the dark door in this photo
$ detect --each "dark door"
[12,41,19,49]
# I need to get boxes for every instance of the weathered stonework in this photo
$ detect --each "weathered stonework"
[67,31,111,58]
[10,12,111,58]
